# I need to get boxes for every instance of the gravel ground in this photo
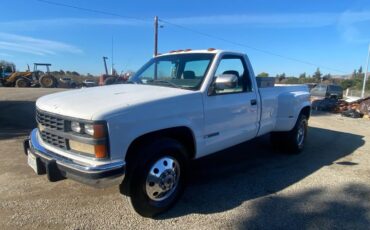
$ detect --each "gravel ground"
[0,88,369,229]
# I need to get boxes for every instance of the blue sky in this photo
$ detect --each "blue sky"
[1,0,370,76]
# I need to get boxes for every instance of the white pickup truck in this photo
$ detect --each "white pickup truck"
[24,49,311,217]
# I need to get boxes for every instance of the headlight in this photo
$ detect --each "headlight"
[71,121,82,133]
[84,124,94,136]
[71,122,105,137]
[68,121,108,158]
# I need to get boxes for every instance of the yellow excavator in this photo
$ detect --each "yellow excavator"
[0,63,57,88]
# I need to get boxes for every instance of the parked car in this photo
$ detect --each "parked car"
[24,49,311,217]
[310,84,343,99]
[59,77,78,88]
[82,79,97,87]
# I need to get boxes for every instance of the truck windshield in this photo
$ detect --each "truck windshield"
[130,53,215,90]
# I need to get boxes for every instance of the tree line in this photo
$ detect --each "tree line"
[257,66,369,90]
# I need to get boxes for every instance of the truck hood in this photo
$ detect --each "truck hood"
[36,84,197,120]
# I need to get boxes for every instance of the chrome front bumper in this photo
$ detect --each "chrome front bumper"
[24,129,125,188]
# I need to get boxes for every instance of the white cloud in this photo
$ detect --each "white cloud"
[1,12,370,29]
[0,18,147,30]
[0,11,369,45]
[167,13,337,28]
[0,33,83,56]
[169,11,370,27]
[337,11,370,43]
[0,52,12,57]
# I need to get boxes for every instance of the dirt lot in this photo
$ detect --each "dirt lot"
[0,88,369,229]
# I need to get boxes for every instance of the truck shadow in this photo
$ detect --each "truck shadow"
[0,101,36,140]
[234,183,370,229]
[157,127,366,221]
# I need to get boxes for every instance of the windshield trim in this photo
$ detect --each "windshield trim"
[130,53,216,91]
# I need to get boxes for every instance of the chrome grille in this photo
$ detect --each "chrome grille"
[36,110,65,131]
[40,131,67,149]
[36,110,67,149]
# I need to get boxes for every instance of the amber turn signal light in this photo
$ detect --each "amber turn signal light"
[94,144,107,158]
[93,124,106,139]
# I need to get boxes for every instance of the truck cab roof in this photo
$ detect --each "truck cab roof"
[157,49,245,57]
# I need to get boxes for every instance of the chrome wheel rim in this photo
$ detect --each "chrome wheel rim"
[297,120,306,147]
[145,157,180,202]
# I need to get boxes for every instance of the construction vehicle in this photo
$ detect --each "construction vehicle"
[0,64,32,87]
[99,57,127,85]
[0,65,13,86]
[0,63,57,88]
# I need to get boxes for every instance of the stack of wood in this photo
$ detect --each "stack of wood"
[335,97,370,118]
[311,96,370,119]
[335,100,361,113]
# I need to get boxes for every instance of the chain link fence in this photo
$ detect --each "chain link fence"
[344,89,370,98]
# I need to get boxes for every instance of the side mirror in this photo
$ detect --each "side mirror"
[208,74,239,96]
[215,74,238,89]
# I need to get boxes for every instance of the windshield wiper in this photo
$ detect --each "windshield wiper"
[146,79,181,88]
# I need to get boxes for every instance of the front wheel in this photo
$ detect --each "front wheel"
[15,77,30,87]
[271,114,308,154]
[128,138,188,217]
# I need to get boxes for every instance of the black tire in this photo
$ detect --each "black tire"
[15,77,30,87]
[271,114,308,154]
[128,138,188,217]
[104,77,116,85]
[39,75,57,88]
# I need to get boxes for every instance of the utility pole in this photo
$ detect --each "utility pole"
[361,44,370,98]
[154,16,158,57]
[111,36,114,75]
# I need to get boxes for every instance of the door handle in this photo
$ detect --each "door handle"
[251,99,257,106]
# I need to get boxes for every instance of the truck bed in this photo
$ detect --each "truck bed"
[257,85,310,136]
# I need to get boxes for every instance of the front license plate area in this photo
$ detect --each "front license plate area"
[27,150,39,174]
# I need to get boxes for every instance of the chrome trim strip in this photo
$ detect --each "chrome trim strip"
[29,129,125,174]
[41,127,107,145]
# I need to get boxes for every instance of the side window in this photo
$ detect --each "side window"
[213,56,252,95]
[140,61,177,81]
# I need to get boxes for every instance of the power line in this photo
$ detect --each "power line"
[159,19,347,74]
[36,0,347,74]
[35,0,149,22]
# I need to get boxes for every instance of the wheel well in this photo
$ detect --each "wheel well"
[301,106,311,119]
[125,127,196,164]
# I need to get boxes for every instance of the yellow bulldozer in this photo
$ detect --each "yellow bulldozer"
[0,63,57,88]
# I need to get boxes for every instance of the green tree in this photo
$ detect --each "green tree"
[340,79,355,90]
[286,77,299,84]
[322,73,332,81]
[299,72,306,79]
[257,72,269,77]
[313,68,322,82]
[357,66,364,79]
[71,71,80,76]
[277,73,286,82]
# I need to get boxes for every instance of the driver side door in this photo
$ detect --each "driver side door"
[202,55,259,155]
